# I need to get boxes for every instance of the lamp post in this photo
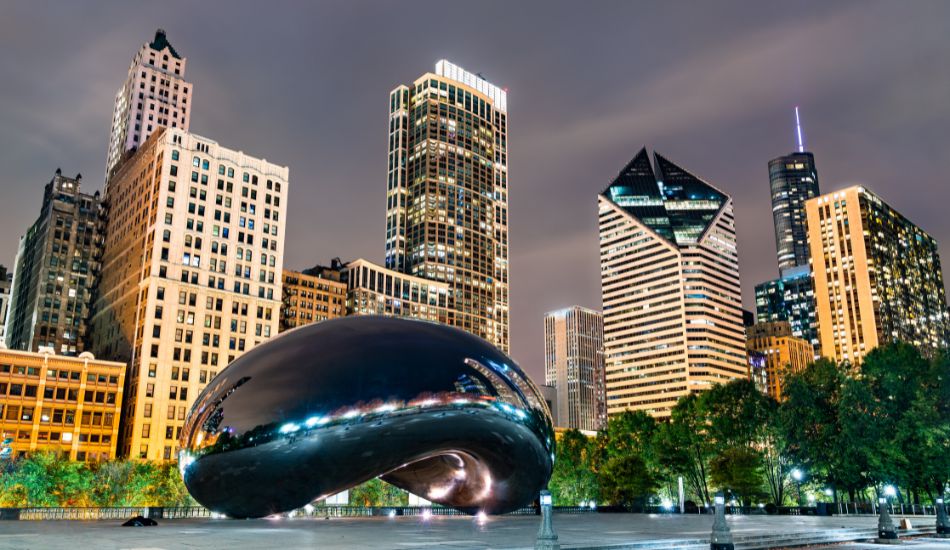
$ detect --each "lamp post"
[536,490,559,550]
[875,495,899,544]
[936,498,949,538]
[710,492,734,550]
[791,468,803,508]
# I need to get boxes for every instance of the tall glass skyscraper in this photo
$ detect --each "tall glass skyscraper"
[769,151,819,271]
[754,265,818,352]
[385,61,509,352]
[756,111,821,357]
[599,149,746,418]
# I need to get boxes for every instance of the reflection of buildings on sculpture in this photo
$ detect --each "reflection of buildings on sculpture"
[0,347,126,461]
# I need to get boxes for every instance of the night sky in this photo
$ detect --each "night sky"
[2,1,950,381]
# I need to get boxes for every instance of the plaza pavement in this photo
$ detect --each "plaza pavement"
[0,512,942,549]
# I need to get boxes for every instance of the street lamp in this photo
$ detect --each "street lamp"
[791,468,804,507]
[883,485,897,498]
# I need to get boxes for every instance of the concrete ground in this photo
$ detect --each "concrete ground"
[0,513,942,550]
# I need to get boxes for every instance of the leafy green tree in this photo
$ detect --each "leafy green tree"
[781,358,849,498]
[858,343,949,502]
[348,478,408,507]
[591,411,659,506]
[548,429,598,505]
[598,452,657,507]
[700,378,790,505]
[709,447,765,506]
[0,452,92,507]
[653,394,712,505]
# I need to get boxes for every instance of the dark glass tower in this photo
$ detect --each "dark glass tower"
[754,265,819,353]
[768,152,819,272]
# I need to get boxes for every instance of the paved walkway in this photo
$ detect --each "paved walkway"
[0,513,941,549]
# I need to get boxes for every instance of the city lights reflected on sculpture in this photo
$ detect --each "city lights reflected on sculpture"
[178,316,555,519]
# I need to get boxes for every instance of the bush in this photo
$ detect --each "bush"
[0,453,194,508]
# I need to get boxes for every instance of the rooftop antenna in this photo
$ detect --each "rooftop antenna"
[795,106,805,153]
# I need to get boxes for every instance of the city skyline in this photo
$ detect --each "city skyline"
[3,2,950,381]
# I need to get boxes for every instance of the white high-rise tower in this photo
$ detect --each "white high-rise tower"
[105,29,193,181]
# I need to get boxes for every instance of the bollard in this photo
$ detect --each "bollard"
[936,498,950,538]
[875,497,900,544]
[535,490,560,550]
[710,492,734,550]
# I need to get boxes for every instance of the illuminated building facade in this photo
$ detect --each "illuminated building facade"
[345,258,450,323]
[599,149,746,418]
[543,306,605,431]
[0,348,125,461]
[106,29,192,180]
[754,265,819,356]
[279,269,346,331]
[806,186,950,363]
[5,170,102,356]
[92,128,287,460]
[0,267,13,344]
[385,61,509,351]
[769,148,820,271]
[745,321,812,400]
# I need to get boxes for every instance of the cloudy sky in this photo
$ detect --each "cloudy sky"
[2,1,949,381]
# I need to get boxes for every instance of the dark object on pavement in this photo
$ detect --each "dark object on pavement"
[122,516,157,526]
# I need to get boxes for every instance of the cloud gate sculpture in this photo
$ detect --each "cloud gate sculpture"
[178,316,555,518]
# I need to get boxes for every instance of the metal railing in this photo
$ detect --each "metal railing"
[0,502,936,521]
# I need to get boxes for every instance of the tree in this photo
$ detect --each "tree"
[781,358,851,499]
[548,429,598,505]
[653,394,712,505]
[598,452,657,507]
[709,447,766,506]
[858,343,949,502]
[701,379,776,505]
[0,452,92,507]
[348,478,408,507]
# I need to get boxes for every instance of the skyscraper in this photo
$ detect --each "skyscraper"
[756,109,821,356]
[754,265,819,354]
[769,142,819,271]
[5,170,101,355]
[599,149,746,418]
[384,61,509,352]
[91,128,287,460]
[105,29,192,180]
[543,306,605,431]
[806,186,950,363]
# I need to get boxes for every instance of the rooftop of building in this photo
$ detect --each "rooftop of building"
[0,346,126,367]
[149,29,182,60]
[601,148,729,246]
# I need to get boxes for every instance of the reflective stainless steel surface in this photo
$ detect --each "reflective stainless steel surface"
[179,316,555,518]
